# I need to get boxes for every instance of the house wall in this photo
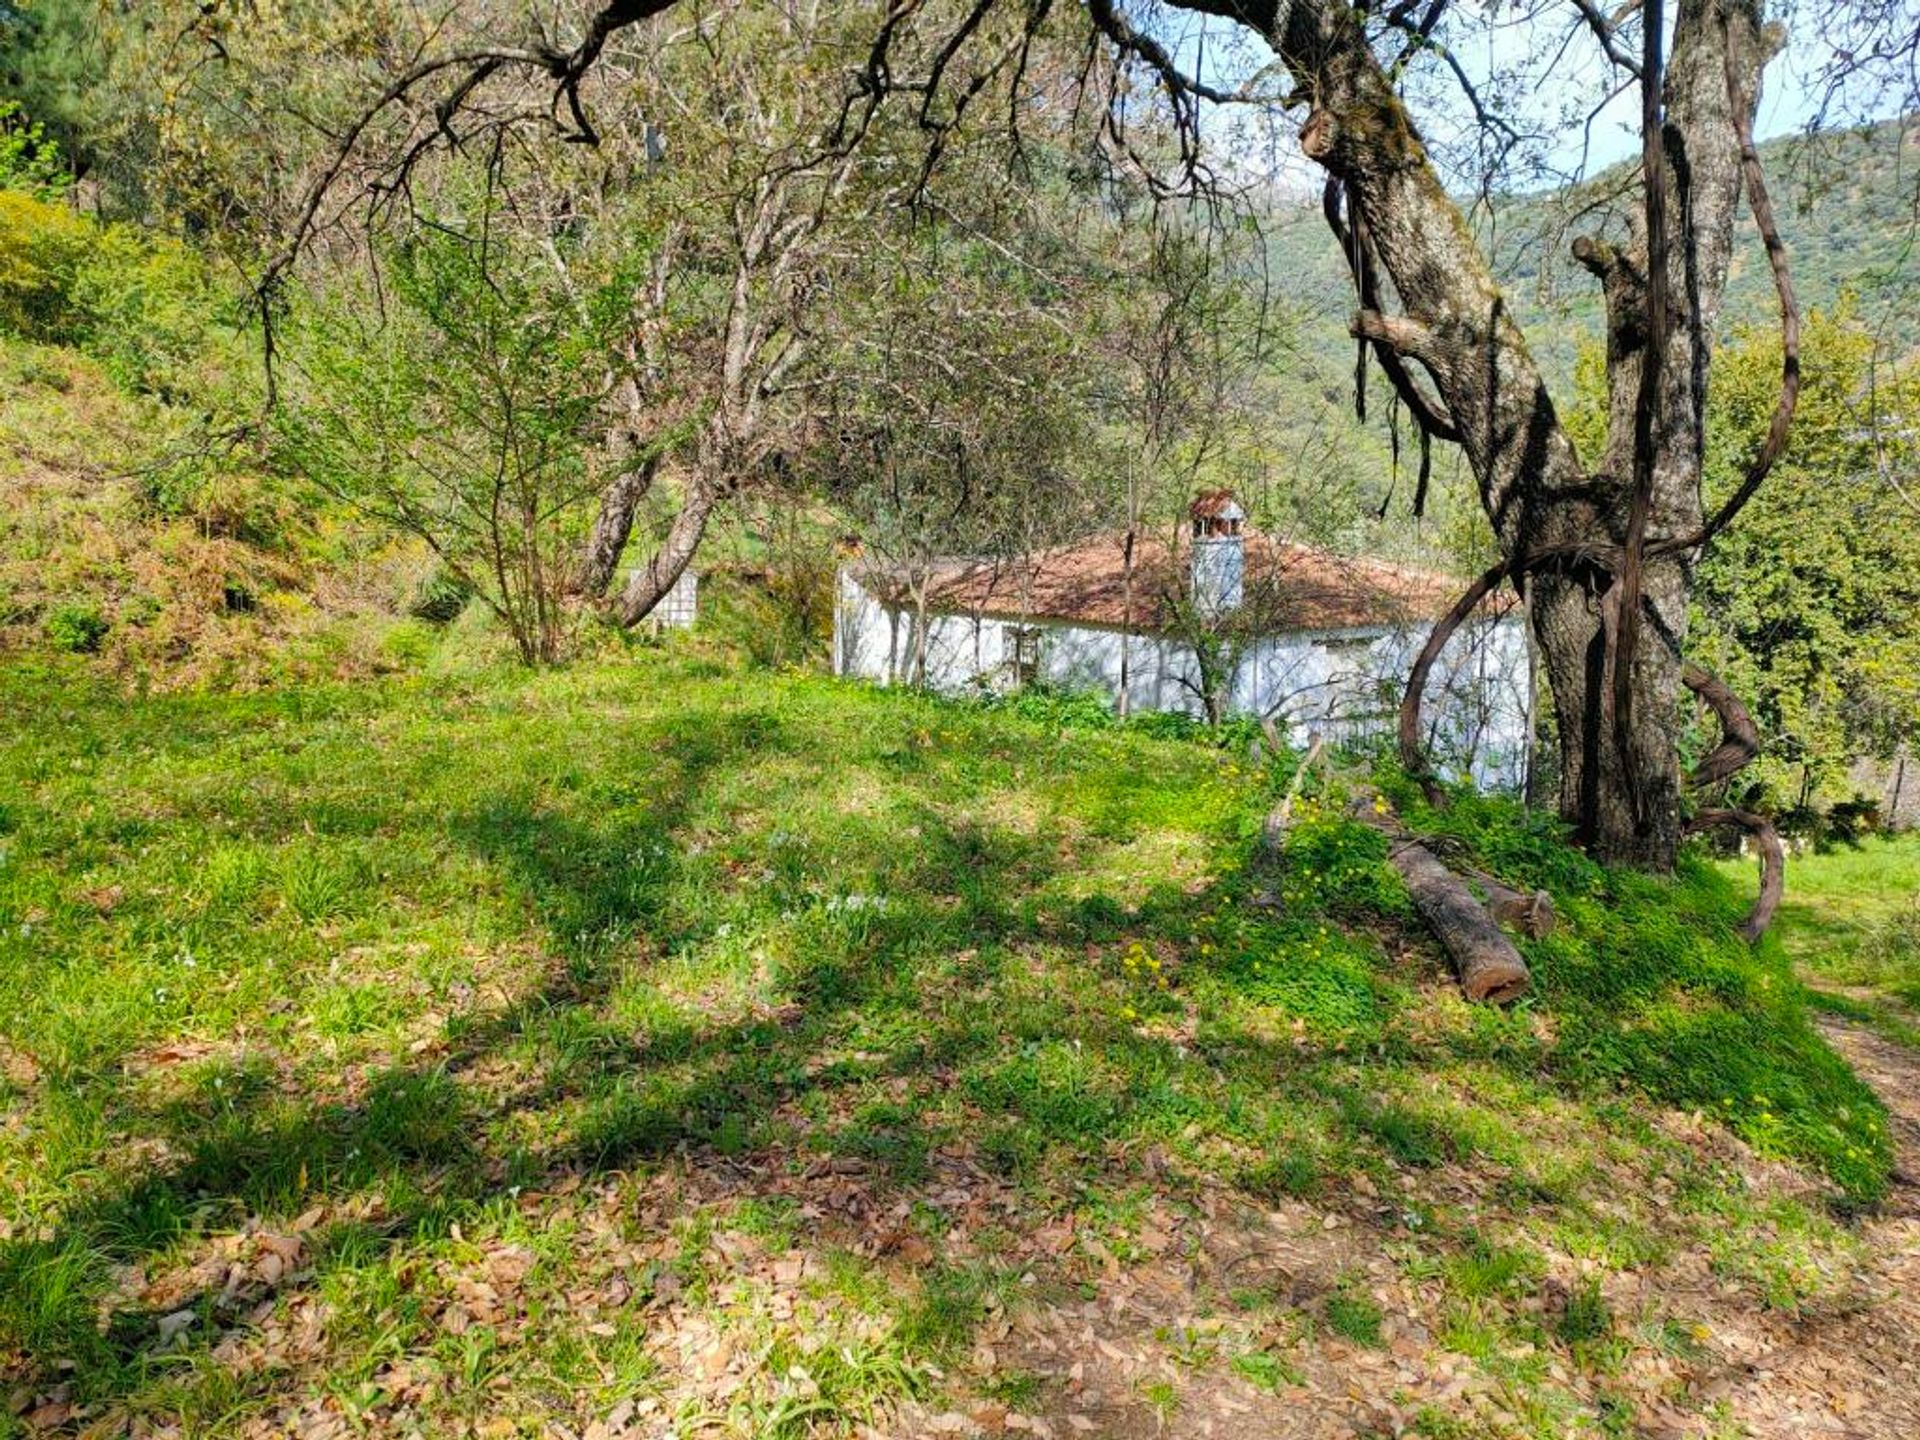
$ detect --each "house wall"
[627,569,697,629]
[834,570,1535,790]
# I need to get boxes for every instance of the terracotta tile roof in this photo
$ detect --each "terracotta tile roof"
[852,534,1500,634]
[1189,489,1244,521]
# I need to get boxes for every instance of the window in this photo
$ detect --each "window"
[1005,625,1043,686]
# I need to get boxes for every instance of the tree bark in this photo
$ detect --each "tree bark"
[1347,797,1532,1003]
[1387,837,1534,1003]
[1169,0,1769,869]
[576,454,661,599]
[613,478,715,625]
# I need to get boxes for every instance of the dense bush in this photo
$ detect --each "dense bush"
[43,597,107,653]
[0,189,89,336]
[0,103,71,199]
[0,186,217,395]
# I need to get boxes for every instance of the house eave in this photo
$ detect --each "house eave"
[840,570,1463,645]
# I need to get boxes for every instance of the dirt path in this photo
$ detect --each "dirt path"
[1718,1018,1920,1439]
[881,1018,1920,1440]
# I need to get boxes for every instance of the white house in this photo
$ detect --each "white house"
[834,491,1536,789]
[631,569,698,630]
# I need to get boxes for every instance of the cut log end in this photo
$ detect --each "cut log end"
[1383,833,1534,1005]
[1343,794,1534,1005]
[1464,962,1533,1006]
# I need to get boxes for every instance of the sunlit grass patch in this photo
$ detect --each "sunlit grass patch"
[1724,835,1920,1045]
[0,652,1901,1435]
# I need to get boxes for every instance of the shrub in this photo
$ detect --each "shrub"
[407,566,473,625]
[275,197,637,667]
[0,99,217,394]
[1825,796,1884,847]
[0,188,216,393]
[1557,1277,1614,1346]
[0,102,70,199]
[64,225,216,395]
[702,565,832,670]
[43,599,107,654]
[0,189,90,337]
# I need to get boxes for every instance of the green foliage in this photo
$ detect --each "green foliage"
[0,182,218,393]
[0,648,1897,1431]
[1556,1277,1614,1346]
[1381,769,1606,898]
[699,554,837,671]
[406,566,474,626]
[978,683,1120,733]
[0,329,400,690]
[277,181,653,665]
[0,187,87,335]
[42,595,106,652]
[1266,119,1920,400]
[1222,918,1387,1034]
[1687,309,1920,809]
[1277,799,1413,919]
[0,98,214,392]
[62,220,218,395]
[0,101,70,198]
[1230,1348,1303,1392]
[0,1,121,189]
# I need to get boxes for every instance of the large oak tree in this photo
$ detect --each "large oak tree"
[257,0,1838,875]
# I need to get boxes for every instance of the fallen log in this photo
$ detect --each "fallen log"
[1350,797,1533,1004]
[1260,732,1327,853]
[1465,870,1557,940]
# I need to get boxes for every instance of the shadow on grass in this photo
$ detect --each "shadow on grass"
[0,707,1277,1415]
[0,682,1888,1426]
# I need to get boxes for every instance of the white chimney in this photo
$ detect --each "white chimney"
[1190,490,1245,618]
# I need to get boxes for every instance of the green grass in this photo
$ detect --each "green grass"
[1782,838,1920,997]
[0,648,1897,1434]
[1380,778,1893,1201]
[1323,1284,1385,1347]
[1719,834,1920,1044]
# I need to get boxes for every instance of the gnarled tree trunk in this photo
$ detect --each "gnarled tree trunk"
[1177,0,1772,869]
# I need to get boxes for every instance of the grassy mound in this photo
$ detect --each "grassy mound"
[0,650,1892,1434]
[1373,781,1891,1203]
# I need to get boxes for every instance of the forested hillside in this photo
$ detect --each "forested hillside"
[1263,117,1920,395]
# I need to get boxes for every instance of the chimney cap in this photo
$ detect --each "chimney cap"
[1189,489,1245,522]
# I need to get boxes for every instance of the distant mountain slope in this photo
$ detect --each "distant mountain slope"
[1262,117,1920,396]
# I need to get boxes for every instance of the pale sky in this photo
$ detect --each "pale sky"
[1159,2,1906,195]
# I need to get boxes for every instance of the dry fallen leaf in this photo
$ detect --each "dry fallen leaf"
[156,1310,196,1345]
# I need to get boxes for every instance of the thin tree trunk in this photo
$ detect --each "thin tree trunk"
[613,479,716,626]
[576,454,661,599]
